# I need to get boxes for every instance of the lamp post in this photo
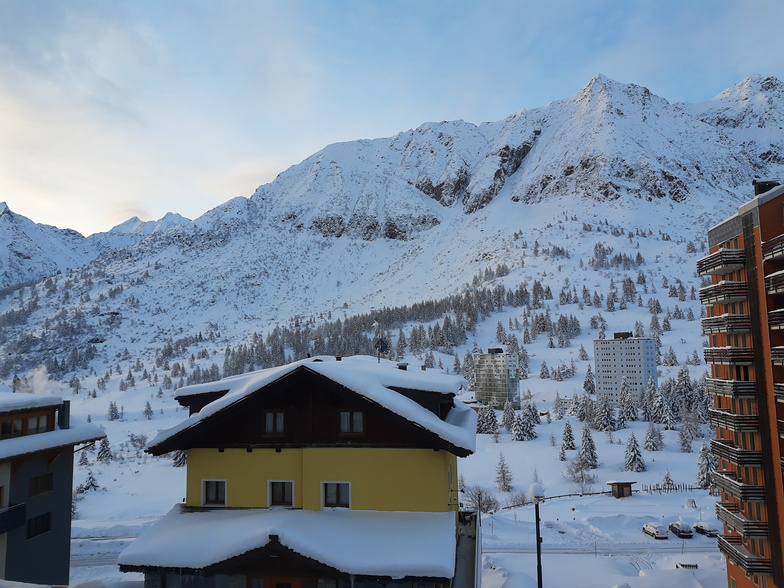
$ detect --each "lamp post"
[529,483,545,588]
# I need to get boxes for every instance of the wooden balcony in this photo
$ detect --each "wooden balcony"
[703,347,755,366]
[712,471,766,502]
[778,420,784,439]
[771,346,784,366]
[711,439,763,467]
[765,270,784,295]
[776,383,784,403]
[716,502,769,538]
[699,281,748,305]
[706,378,758,399]
[701,314,751,334]
[709,408,759,432]
[762,233,784,261]
[718,535,773,576]
[697,249,745,276]
[0,503,25,534]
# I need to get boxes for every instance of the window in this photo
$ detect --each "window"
[264,411,285,435]
[26,512,51,538]
[339,411,363,434]
[28,472,54,497]
[268,481,293,507]
[323,482,350,509]
[27,414,48,435]
[1,418,23,439]
[202,480,226,506]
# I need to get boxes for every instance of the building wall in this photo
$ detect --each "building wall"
[4,448,74,585]
[186,447,458,512]
[474,353,519,409]
[593,338,656,404]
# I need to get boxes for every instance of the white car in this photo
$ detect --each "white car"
[643,522,668,539]
[669,521,694,538]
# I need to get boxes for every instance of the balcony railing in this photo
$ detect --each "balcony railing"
[701,314,751,334]
[709,408,759,432]
[768,309,784,330]
[718,535,773,576]
[711,439,763,467]
[765,270,784,295]
[712,471,766,502]
[716,502,769,537]
[697,249,745,276]
[772,347,784,366]
[706,378,758,399]
[699,281,748,305]
[778,420,784,439]
[762,233,784,261]
[703,347,755,366]
[0,503,25,534]
[775,383,784,403]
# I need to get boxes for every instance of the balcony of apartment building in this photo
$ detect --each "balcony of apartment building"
[771,346,784,366]
[711,439,764,467]
[762,233,784,262]
[712,470,766,502]
[697,249,746,276]
[703,347,755,366]
[768,308,784,331]
[716,501,769,538]
[765,269,784,295]
[775,383,784,403]
[701,313,751,335]
[699,281,749,305]
[709,408,759,433]
[718,534,774,576]
[0,502,26,534]
[706,378,758,399]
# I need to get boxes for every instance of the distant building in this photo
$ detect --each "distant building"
[119,355,477,587]
[0,393,104,585]
[473,348,519,409]
[698,179,784,587]
[593,333,657,404]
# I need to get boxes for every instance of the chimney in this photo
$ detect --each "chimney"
[396,362,408,371]
[58,400,70,430]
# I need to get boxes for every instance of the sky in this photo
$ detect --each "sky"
[1,0,783,236]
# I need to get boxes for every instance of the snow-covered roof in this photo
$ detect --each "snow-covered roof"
[118,505,457,579]
[153,355,476,454]
[0,392,63,414]
[0,422,106,461]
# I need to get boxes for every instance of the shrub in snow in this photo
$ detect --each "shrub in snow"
[462,484,499,513]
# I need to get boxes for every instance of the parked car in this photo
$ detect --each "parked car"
[643,522,668,539]
[694,522,719,537]
[669,521,694,538]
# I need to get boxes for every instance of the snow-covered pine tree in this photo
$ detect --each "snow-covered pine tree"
[696,442,717,488]
[644,421,664,451]
[678,425,693,453]
[476,406,498,435]
[662,470,675,489]
[624,433,646,472]
[583,365,595,395]
[172,450,187,467]
[539,361,550,379]
[592,395,616,432]
[78,451,89,466]
[512,413,536,441]
[618,377,638,422]
[558,444,566,461]
[524,401,541,425]
[552,392,565,420]
[561,420,576,450]
[495,452,513,492]
[97,437,113,464]
[502,401,516,432]
[143,401,154,420]
[579,424,598,469]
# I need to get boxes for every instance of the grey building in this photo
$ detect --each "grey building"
[0,393,104,585]
[474,348,520,409]
[593,333,657,404]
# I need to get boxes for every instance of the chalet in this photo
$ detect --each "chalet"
[119,355,477,588]
[0,392,105,585]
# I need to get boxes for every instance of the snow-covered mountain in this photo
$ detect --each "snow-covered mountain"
[0,75,782,375]
[0,205,190,289]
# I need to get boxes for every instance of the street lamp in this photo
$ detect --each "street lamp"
[529,483,545,588]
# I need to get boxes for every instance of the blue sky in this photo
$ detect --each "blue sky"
[1,0,782,235]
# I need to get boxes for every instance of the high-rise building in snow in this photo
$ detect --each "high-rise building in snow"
[474,348,520,409]
[699,179,784,588]
[593,332,657,404]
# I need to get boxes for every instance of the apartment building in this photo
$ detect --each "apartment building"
[698,179,784,588]
[593,333,657,405]
[473,348,520,409]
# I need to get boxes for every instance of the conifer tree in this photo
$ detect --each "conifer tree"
[495,452,513,492]
[583,365,595,395]
[502,401,516,432]
[172,450,187,467]
[678,425,693,453]
[578,425,598,469]
[592,395,616,432]
[97,437,113,464]
[662,470,675,489]
[143,401,154,420]
[539,361,550,379]
[561,420,576,450]
[644,421,664,451]
[696,442,717,488]
[476,406,498,434]
[624,433,646,472]
[618,377,637,423]
[512,413,536,441]
[552,392,565,420]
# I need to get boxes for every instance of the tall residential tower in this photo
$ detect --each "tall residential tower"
[699,180,784,588]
